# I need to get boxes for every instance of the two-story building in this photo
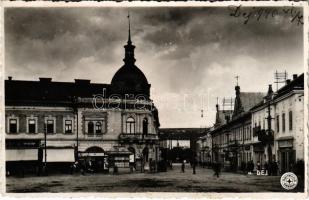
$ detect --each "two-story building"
[5,19,160,175]
[251,74,304,174]
[210,84,264,171]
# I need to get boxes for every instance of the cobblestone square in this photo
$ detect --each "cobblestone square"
[6,165,304,193]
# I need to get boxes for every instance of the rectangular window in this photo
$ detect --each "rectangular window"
[276,115,280,133]
[65,120,72,133]
[28,119,36,133]
[46,120,54,134]
[9,119,17,133]
[282,113,285,132]
[95,122,102,134]
[289,111,293,131]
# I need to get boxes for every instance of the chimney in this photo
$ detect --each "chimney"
[39,77,52,83]
[293,74,297,80]
[286,79,291,85]
[74,79,90,84]
[8,76,12,80]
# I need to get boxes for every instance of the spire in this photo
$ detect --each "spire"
[127,12,132,45]
[235,75,239,86]
[233,82,244,119]
[123,12,136,65]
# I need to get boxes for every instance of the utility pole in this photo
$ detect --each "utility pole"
[265,84,274,163]
[44,119,47,175]
[73,96,79,161]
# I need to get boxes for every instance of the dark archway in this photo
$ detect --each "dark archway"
[85,146,104,153]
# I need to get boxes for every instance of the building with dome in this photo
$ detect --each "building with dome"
[5,16,160,175]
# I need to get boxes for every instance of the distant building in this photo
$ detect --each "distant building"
[251,73,304,173]
[196,130,213,167]
[159,128,208,163]
[210,84,264,171]
[5,18,160,174]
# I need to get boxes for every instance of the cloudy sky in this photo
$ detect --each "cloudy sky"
[5,7,304,128]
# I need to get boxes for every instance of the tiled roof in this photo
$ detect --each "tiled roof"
[239,92,265,112]
[5,78,110,104]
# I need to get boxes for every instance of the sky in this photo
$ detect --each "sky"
[5,6,304,128]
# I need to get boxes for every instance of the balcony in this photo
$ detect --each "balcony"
[253,126,261,137]
[119,133,158,144]
[257,129,274,144]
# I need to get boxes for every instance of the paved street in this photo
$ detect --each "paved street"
[6,165,303,193]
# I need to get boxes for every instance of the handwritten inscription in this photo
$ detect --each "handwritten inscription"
[229,5,303,26]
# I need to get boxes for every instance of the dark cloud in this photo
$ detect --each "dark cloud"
[5,6,304,128]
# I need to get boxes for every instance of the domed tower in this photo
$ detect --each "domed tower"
[111,14,151,99]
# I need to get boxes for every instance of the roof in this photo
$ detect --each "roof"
[215,110,233,126]
[239,92,265,112]
[250,73,304,111]
[159,128,210,140]
[274,73,304,100]
[5,78,110,104]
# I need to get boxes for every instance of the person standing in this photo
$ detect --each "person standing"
[213,162,221,178]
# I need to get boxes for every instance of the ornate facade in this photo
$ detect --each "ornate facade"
[5,18,160,174]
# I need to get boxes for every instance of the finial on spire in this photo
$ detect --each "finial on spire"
[127,11,132,44]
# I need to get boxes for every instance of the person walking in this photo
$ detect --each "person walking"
[192,158,196,174]
[181,160,185,173]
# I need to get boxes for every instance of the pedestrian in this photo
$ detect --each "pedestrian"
[213,162,221,178]
[273,161,278,176]
[264,162,269,175]
[192,158,197,174]
[181,160,185,173]
[257,161,261,171]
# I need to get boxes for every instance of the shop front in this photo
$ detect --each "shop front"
[6,139,41,176]
[78,147,108,173]
[253,143,265,170]
[277,137,295,174]
[40,146,75,174]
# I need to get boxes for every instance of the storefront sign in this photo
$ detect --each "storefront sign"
[278,140,293,148]
[79,152,106,157]
[6,139,40,149]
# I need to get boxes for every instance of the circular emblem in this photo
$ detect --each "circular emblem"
[280,172,298,190]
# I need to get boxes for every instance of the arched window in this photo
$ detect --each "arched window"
[142,117,148,135]
[96,122,102,134]
[126,117,135,134]
[88,121,94,134]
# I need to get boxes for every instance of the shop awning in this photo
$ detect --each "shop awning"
[43,148,75,162]
[6,149,38,161]
[79,152,106,157]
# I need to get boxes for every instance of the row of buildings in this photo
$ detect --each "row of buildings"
[196,73,304,174]
[5,19,161,174]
